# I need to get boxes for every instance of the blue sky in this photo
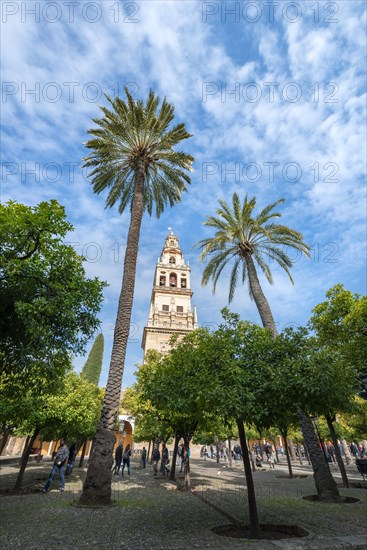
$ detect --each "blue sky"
[1,0,366,387]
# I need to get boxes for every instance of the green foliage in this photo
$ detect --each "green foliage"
[1,371,103,441]
[310,284,367,384]
[0,200,106,384]
[336,397,367,440]
[41,372,104,441]
[81,333,104,386]
[122,385,173,443]
[132,329,236,441]
[84,88,194,218]
[195,193,310,302]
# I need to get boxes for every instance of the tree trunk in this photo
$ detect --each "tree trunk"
[79,172,145,506]
[247,439,256,472]
[303,442,311,465]
[299,411,341,502]
[36,435,43,463]
[326,416,349,488]
[340,439,352,465]
[228,439,233,467]
[243,254,341,502]
[270,436,280,463]
[79,439,88,468]
[297,444,303,465]
[288,439,297,461]
[0,428,6,454]
[244,252,277,337]
[182,436,191,490]
[258,438,263,459]
[237,419,261,538]
[216,440,220,463]
[14,429,38,492]
[282,431,293,479]
[147,440,151,463]
[169,434,180,481]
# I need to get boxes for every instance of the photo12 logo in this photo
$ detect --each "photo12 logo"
[202,82,339,104]
[201,161,339,184]
[1,81,139,104]
[1,1,140,24]
[202,2,339,24]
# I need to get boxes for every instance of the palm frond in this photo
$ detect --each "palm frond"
[84,89,193,218]
[195,192,309,304]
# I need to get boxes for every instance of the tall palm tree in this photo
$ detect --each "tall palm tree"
[79,89,193,505]
[196,193,341,517]
[196,193,309,337]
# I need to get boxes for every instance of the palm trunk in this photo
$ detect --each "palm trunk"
[299,411,341,502]
[244,254,341,502]
[244,252,277,337]
[326,416,349,488]
[79,171,145,506]
[303,443,311,464]
[14,429,38,492]
[237,419,261,538]
[169,434,180,481]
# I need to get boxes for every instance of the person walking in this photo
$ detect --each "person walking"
[152,446,160,476]
[160,443,169,476]
[255,453,262,468]
[43,438,69,493]
[66,442,76,475]
[141,447,147,469]
[112,442,123,475]
[268,451,275,469]
[121,444,131,476]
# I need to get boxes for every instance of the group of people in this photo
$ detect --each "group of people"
[254,442,276,469]
[350,442,366,458]
[111,443,132,475]
[41,435,367,494]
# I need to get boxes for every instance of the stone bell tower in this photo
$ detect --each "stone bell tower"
[142,229,198,356]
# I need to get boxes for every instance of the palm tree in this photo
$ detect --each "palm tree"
[79,89,193,505]
[195,193,341,525]
[196,193,309,337]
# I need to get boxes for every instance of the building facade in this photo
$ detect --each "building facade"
[142,229,198,356]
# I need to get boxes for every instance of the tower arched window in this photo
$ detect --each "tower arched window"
[169,273,177,287]
[169,256,176,264]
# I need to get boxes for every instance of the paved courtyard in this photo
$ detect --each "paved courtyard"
[0,456,366,549]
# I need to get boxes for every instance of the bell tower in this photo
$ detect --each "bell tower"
[142,229,198,356]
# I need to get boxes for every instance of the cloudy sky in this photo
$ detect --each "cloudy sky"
[2,0,366,387]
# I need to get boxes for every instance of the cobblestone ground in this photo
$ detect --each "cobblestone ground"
[0,457,366,549]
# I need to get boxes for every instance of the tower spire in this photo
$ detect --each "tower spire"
[141,232,198,357]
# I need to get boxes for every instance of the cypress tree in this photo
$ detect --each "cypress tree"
[78,333,104,467]
[81,333,104,386]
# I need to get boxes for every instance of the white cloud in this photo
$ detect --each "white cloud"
[2,0,366,387]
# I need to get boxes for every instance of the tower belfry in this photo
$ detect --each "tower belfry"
[142,230,198,356]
